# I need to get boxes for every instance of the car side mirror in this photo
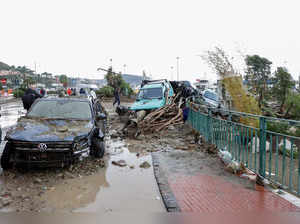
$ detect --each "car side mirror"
[96,112,106,120]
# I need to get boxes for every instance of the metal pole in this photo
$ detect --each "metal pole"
[176,57,179,81]
[259,116,266,178]
[123,64,126,74]
[170,66,174,81]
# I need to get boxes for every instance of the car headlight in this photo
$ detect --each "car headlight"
[73,136,89,151]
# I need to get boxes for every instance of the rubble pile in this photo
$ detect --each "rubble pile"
[138,95,184,133]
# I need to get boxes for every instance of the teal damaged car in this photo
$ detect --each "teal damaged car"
[130,80,174,111]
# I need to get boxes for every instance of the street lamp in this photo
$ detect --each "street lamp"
[123,64,127,74]
[170,66,174,81]
[176,57,180,81]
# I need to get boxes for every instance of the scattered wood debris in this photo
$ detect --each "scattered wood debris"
[138,94,184,133]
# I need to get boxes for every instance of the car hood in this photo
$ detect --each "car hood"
[130,98,165,111]
[6,117,94,142]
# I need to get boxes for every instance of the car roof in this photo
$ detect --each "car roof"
[38,96,91,102]
[203,89,216,94]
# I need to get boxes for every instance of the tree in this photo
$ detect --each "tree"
[245,55,272,108]
[59,75,68,87]
[24,76,35,88]
[105,67,122,88]
[0,62,11,71]
[201,46,235,78]
[285,93,300,119]
[272,67,295,112]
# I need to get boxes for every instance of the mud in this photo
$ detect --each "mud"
[6,117,93,142]
[0,99,164,212]
[0,98,256,213]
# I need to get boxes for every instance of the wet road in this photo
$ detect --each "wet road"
[0,100,26,152]
[0,100,165,212]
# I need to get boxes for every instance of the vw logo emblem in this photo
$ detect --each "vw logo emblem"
[38,143,47,152]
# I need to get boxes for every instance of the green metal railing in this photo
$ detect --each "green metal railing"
[187,104,300,196]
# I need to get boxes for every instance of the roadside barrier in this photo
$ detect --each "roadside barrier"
[187,102,300,196]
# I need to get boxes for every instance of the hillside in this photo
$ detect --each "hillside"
[122,74,146,86]
[0,61,11,71]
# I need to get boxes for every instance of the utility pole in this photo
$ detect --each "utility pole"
[170,66,174,81]
[176,57,180,81]
[123,64,127,74]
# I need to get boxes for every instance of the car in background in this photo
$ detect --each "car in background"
[1,96,107,169]
[130,79,174,111]
[202,89,221,108]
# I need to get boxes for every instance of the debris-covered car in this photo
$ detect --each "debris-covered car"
[1,96,107,169]
[130,79,174,111]
[170,80,198,100]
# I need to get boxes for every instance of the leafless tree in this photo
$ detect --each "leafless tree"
[201,46,236,78]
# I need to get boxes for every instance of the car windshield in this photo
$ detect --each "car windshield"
[204,91,218,101]
[137,88,163,99]
[183,81,191,87]
[28,100,92,120]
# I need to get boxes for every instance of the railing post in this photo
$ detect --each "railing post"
[207,108,212,143]
[259,116,266,178]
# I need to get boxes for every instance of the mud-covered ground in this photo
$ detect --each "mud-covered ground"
[0,99,164,212]
[0,97,256,213]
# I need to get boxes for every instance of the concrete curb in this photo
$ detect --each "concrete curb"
[151,152,181,212]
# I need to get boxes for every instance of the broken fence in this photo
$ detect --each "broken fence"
[187,103,300,196]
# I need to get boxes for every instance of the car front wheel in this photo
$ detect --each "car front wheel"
[1,142,13,170]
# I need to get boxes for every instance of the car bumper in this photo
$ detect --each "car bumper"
[13,148,89,168]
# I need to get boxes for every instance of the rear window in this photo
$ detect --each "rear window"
[204,91,218,101]
[28,100,92,120]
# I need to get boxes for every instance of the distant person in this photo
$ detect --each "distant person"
[67,88,72,96]
[40,88,46,97]
[72,88,77,96]
[22,85,42,110]
[113,87,120,107]
[79,88,86,95]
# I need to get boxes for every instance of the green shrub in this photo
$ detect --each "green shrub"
[285,93,300,120]
[13,89,25,98]
[120,81,134,97]
[96,86,114,97]
[279,145,299,159]
[47,91,58,95]
[295,127,300,137]
[267,121,289,135]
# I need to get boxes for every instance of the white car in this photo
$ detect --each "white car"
[202,90,220,108]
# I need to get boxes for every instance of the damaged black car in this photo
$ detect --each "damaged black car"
[1,97,107,169]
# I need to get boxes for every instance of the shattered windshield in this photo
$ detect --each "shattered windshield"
[28,100,92,120]
[137,88,163,99]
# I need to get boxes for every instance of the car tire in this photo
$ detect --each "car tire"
[92,138,105,158]
[1,143,13,170]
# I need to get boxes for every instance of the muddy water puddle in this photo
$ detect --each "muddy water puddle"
[42,137,164,212]
[0,101,25,130]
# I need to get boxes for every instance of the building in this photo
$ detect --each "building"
[193,79,210,92]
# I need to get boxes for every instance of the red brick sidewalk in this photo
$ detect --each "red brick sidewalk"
[169,174,300,212]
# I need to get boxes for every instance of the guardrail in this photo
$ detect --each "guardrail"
[187,102,300,196]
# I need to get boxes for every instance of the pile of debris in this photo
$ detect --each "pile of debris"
[138,95,184,133]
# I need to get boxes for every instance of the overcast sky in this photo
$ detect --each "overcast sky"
[1,0,300,82]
